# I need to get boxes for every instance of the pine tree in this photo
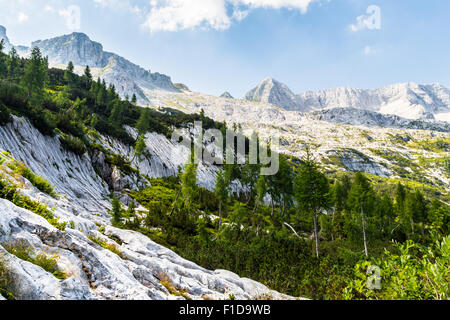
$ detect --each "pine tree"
[112,196,122,224]
[179,160,198,210]
[136,108,151,135]
[109,101,124,124]
[347,172,375,257]
[294,159,330,258]
[133,135,146,162]
[64,61,75,89]
[0,39,7,78]
[131,93,137,105]
[21,47,48,106]
[7,47,20,78]
[214,169,230,227]
[83,65,92,89]
[90,114,98,128]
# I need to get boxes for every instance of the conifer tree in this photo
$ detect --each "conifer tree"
[7,47,20,78]
[21,47,48,106]
[136,108,151,135]
[83,65,92,89]
[131,93,137,105]
[294,158,330,258]
[346,172,375,257]
[214,169,230,227]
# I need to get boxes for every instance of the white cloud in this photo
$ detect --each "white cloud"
[59,5,81,31]
[17,11,28,23]
[44,5,55,13]
[142,0,325,32]
[232,0,319,14]
[350,5,381,32]
[144,0,231,32]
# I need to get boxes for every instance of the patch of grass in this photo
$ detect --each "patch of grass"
[7,160,57,197]
[2,240,66,279]
[0,176,66,230]
[0,255,15,300]
[88,236,124,259]
[158,273,190,300]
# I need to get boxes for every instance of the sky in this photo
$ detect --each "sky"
[1,0,450,98]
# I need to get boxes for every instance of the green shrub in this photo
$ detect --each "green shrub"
[343,236,450,300]
[0,102,11,125]
[59,134,87,156]
[88,236,124,259]
[0,177,66,231]
[7,160,56,197]
[2,240,66,279]
[0,255,15,300]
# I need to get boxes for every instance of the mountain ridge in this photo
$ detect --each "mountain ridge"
[0,26,180,104]
[244,78,450,122]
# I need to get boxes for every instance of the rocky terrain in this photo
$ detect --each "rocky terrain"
[0,115,294,300]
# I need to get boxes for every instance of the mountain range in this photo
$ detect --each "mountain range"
[244,77,450,122]
[2,25,450,124]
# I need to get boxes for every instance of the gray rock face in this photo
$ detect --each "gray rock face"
[0,25,12,52]
[244,78,299,111]
[32,33,105,68]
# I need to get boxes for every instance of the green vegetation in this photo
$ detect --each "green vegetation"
[158,272,190,299]
[0,46,227,158]
[0,45,448,300]
[0,176,66,230]
[343,235,449,300]
[0,254,15,300]
[122,153,449,300]
[88,236,124,259]
[2,240,66,280]
[6,160,56,197]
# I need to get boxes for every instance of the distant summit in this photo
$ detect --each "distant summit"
[220,91,233,99]
[244,78,299,111]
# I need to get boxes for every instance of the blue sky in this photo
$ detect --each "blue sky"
[1,0,450,97]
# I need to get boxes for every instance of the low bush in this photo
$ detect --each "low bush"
[2,240,66,280]
[0,177,66,231]
[7,160,56,197]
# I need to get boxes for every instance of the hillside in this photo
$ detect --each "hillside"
[0,28,448,301]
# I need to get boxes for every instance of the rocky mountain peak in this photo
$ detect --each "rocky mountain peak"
[244,77,299,110]
[32,32,105,68]
[0,25,12,51]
